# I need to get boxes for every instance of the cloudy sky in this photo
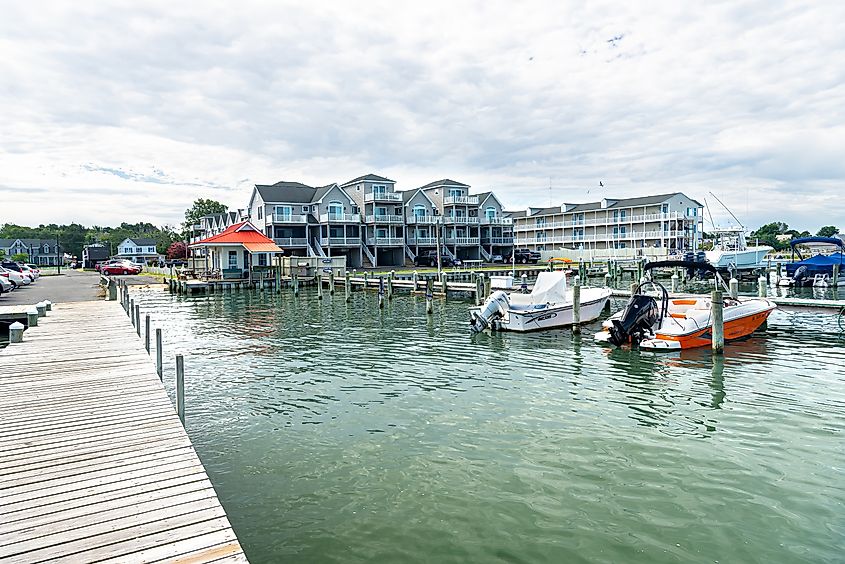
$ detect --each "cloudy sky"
[2,0,843,231]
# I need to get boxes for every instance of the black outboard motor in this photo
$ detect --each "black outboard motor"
[683,252,696,279]
[607,294,662,346]
[793,265,809,286]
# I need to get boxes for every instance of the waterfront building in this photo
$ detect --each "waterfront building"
[340,174,402,267]
[511,193,703,253]
[189,221,282,275]
[82,243,110,268]
[0,238,62,265]
[116,237,162,264]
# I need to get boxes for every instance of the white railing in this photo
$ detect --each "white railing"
[484,237,514,244]
[479,217,513,225]
[273,237,308,246]
[322,237,361,246]
[271,214,308,223]
[365,214,404,224]
[444,195,479,205]
[513,212,685,231]
[319,213,360,223]
[367,237,404,246]
[364,192,402,202]
[445,237,480,245]
[443,216,479,225]
[406,215,438,224]
[407,237,437,245]
[515,231,685,245]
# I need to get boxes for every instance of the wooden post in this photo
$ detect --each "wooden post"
[329,270,335,295]
[9,321,24,343]
[275,265,281,293]
[572,275,581,334]
[363,271,369,289]
[129,298,135,323]
[144,314,151,353]
[440,272,447,297]
[412,270,419,290]
[175,354,185,425]
[484,273,491,298]
[387,271,394,300]
[729,277,739,299]
[630,282,638,296]
[426,278,433,314]
[378,276,385,309]
[107,278,117,301]
[36,301,47,317]
[293,270,299,296]
[475,273,484,305]
[345,271,351,302]
[317,273,323,299]
[833,263,840,288]
[155,328,163,380]
[758,275,766,297]
[711,290,724,354]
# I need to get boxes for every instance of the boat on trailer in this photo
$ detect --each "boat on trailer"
[704,228,772,272]
[778,236,845,287]
[595,260,776,351]
[470,271,612,332]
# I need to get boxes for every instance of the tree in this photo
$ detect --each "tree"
[183,199,227,236]
[0,249,4,260]
[166,241,187,260]
[750,222,790,250]
[816,225,839,238]
[11,253,29,262]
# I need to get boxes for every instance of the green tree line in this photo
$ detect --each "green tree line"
[747,223,840,251]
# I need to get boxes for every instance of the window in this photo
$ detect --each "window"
[328,201,344,220]
[372,184,387,196]
[485,207,496,220]
[375,206,387,217]
[258,207,263,220]
[394,206,403,215]
[135,247,142,253]
[376,228,387,238]
[258,253,267,266]
[536,217,546,227]
[612,210,619,222]
[413,204,426,218]
[275,206,292,220]
[228,250,237,268]
[661,204,668,214]
[302,206,309,213]
[449,188,462,199]
[620,210,627,221]
[148,247,155,253]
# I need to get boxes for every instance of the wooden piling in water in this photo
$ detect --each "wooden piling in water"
[345,271,351,302]
[378,276,385,309]
[711,290,724,354]
[758,275,767,298]
[317,273,323,299]
[129,298,135,323]
[572,275,581,334]
[293,270,299,296]
[144,314,150,353]
[329,270,335,295]
[176,354,185,425]
[833,263,840,288]
[155,328,163,380]
[426,278,433,314]
[134,304,140,336]
[388,270,394,300]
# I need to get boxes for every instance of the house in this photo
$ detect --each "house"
[0,239,62,265]
[341,174,402,267]
[82,244,110,268]
[116,238,161,264]
[512,193,704,252]
[189,221,283,277]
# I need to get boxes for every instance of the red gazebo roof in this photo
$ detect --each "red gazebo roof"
[190,222,282,253]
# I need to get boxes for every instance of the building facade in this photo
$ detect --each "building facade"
[511,193,703,253]
[0,239,62,265]
[116,238,161,263]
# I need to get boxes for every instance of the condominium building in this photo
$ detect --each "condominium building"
[512,193,703,252]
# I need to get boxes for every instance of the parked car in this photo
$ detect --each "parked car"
[100,263,142,275]
[506,249,541,264]
[0,266,29,287]
[19,265,38,281]
[413,251,462,268]
[0,275,12,294]
[1,262,34,284]
[490,254,504,264]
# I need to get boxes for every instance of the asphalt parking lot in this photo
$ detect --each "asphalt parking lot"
[0,270,166,307]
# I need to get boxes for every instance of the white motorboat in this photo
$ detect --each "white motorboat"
[469,271,612,332]
[704,228,771,270]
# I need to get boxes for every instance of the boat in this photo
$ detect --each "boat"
[778,237,845,287]
[704,228,772,271]
[469,271,612,332]
[595,260,776,351]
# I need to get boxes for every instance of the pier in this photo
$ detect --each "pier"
[0,300,247,563]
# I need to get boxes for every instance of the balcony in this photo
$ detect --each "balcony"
[444,237,480,245]
[366,237,404,246]
[319,213,361,223]
[513,212,685,231]
[321,237,361,247]
[365,214,404,224]
[406,214,438,225]
[443,216,479,225]
[270,214,308,224]
[444,195,479,205]
[407,237,438,246]
[273,237,308,247]
[483,236,514,245]
[364,192,402,202]
[514,230,685,245]
[479,216,513,225]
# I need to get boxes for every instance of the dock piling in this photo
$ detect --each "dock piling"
[572,275,581,334]
[378,276,385,309]
[671,272,679,293]
[293,271,299,296]
[426,278,433,314]
[144,314,151,353]
[833,263,840,288]
[329,270,335,295]
[175,354,185,425]
[36,301,47,317]
[412,270,419,290]
[155,328,163,380]
[388,270,394,300]
[107,278,117,301]
[345,271,351,302]
[758,275,767,298]
[134,304,141,336]
[129,298,135,322]
[483,273,491,299]
[317,273,323,300]
[9,321,24,343]
[711,290,724,354]
[440,272,448,297]
[729,277,739,299]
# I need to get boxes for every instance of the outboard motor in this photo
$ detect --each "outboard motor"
[793,265,809,286]
[470,291,510,332]
[683,252,695,279]
[607,294,661,346]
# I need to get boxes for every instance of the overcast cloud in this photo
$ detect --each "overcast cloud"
[1,0,843,231]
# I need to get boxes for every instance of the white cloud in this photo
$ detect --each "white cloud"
[1,0,844,232]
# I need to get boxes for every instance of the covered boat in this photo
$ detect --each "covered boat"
[595,261,776,351]
[780,237,845,287]
[470,271,612,332]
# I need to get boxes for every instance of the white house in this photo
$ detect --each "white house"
[116,238,161,264]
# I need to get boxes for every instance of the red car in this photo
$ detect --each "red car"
[101,263,142,275]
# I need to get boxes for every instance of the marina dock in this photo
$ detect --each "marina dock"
[0,301,247,563]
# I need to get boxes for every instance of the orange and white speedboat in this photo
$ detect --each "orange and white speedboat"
[595,260,776,351]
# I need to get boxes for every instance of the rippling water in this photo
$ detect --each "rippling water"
[131,285,844,564]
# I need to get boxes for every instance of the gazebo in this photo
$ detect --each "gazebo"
[189,221,282,279]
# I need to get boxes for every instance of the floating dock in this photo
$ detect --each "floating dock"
[0,301,247,563]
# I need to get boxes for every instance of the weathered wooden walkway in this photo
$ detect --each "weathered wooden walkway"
[0,301,247,563]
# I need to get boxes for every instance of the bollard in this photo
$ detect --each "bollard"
[363,271,369,289]
[107,279,118,301]
[129,298,135,322]
[9,321,24,343]
[520,273,528,293]
[36,301,47,317]
[711,290,724,354]
[176,354,185,425]
[475,274,484,305]
[572,275,581,333]
[317,273,323,300]
[758,275,767,297]
[275,266,281,293]
[329,270,335,295]
[378,276,385,309]
[44,300,52,312]
[144,314,151,353]
[26,308,38,327]
[345,271,351,303]
[426,278,434,314]
[604,272,611,288]
[412,270,419,290]
[671,273,679,294]
[155,328,163,380]
[729,277,739,300]
[134,304,140,337]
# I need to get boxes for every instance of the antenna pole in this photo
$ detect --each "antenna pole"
[709,192,744,229]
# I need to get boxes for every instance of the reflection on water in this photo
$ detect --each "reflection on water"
[132,286,845,564]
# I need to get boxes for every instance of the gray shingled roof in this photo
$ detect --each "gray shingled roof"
[523,192,701,217]
[418,179,470,190]
[0,238,57,249]
[340,173,395,186]
[255,181,317,203]
[506,210,527,218]
[312,184,338,203]
[126,237,157,246]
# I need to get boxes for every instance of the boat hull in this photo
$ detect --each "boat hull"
[640,307,774,350]
[476,288,612,332]
[704,247,772,270]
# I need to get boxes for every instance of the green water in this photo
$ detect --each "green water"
[133,286,845,564]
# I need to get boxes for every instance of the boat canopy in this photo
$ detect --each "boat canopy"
[529,271,568,304]
[789,237,845,261]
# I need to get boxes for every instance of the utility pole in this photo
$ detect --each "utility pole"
[56,235,61,274]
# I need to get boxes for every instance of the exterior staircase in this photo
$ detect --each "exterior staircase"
[442,246,457,261]
[311,238,327,258]
[404,244,416,263]
[362,245,376,268]
[479,247,492,261]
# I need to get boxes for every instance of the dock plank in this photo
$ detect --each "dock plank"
[0,300,246,563]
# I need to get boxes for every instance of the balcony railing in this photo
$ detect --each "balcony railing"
[273,237,308,247]
[319,213,360,223]
[444,237,480,245]
[479,217,513,225]
[407,237,438,246]
[271,214,308,224]
[443,216,479,225]
[514,231,685,245]
[513,212,686,231]
[444,195,479,205]
[364,192,402,202]
[365,214,404,224]
[483,236,514,245]
[406,215,438,224]
[366,237,404,246]
[321,237,361,246]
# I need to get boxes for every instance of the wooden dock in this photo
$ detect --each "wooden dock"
[0,301,247,563]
